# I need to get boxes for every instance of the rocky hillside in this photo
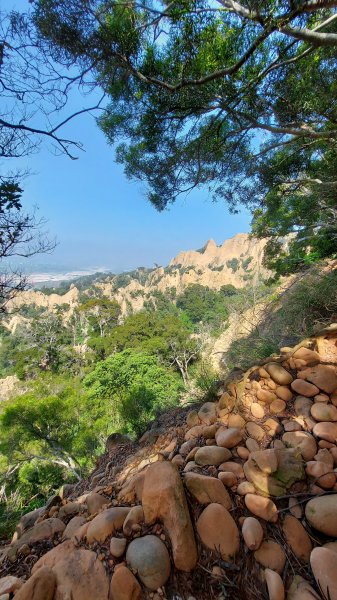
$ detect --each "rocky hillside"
[7,233,269,317]
[170,234,266,272]
[105,233,270,315]
[1,324,337,600]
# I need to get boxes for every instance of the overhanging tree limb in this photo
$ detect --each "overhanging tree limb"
[280,25,337,46]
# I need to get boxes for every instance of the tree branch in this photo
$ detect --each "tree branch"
[120,27,271,92]
[216,1,260,22]
[280,25,337,47]
[296,1,337,13]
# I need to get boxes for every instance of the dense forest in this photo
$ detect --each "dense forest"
[1,263,337,539]
[0,278,241,536]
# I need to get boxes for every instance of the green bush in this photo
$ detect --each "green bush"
[241,256,253,271]
[192,360,219,400]
[0,494,45,542]
[176,284,228,328]
[270,265,337,341]
[226,258,239,273]
[220,284,239,297]
[119,385,159,436]
[17,460,64,499]
[84,349,182,437]
[225,335,279,372]
[0,459,66,541]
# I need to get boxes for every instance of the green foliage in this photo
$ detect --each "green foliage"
[0,331,23,377]
[241,257,253,272]
[33,1,337,273]
[79,297,121,338]
[19,313,83,378]
[0,458,66,540]
[111,268,152,292]
[220,284,239,297]
[119,386,158,437]
[0,373,116,538]
[226,258,239,273]
[87,335,110,361]
[0,180,22,211]
[269,265,337,341]
[17,460,64,499]
[88,307,201,381]
[84,350,182,436]
[16,304,47,318]
[0,375,110,484]
[0,313,81,379]
[225,335,279,373]
[111,273,131,291]
[176,284,228,328]
[0,495,45,542]
[38,285,71,295]
[130,289,144,299]
[100,310,190,355]
[224,265,337,371]
[192,360,218,400]
[143,290,177,314]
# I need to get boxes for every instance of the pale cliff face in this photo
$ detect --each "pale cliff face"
[103,233,270,314]
[170,233,266,270]
[8,286,80,312]
[5,233,270,316]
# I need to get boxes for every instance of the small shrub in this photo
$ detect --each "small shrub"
[241,256,253,271]
[193,360,219,400]
[226,258,239,273]
[119,385,159,437]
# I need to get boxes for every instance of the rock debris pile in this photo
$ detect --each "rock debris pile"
[1,324,337,600]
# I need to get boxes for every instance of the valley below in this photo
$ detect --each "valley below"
[1,235,337,600]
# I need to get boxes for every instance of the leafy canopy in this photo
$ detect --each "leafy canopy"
[79,298,121,337]
[33,0,337,272]
[83,349,182,435]
[0,377,99,480]
[176,284,229,327]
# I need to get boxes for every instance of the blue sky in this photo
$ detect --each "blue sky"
[6,1,252,273]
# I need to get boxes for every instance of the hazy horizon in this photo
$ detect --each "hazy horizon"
[13,231,251,287]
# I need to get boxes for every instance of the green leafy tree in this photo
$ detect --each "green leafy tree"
[0,376,109,538]
[1,391,82,481]
[34,0,337,271]
[83,349,182,435]
[220,284,239,297]
[79,298,121,337]
[8,312,78,378]
[0,375,107,482]
[119,386,159,437]
[176,284,229,327]
[16,460,65,500]
[0,458,65,541]
[29,313,72,371]
[89,310,200,383]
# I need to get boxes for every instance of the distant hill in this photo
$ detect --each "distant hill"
[7,233,270,316]
[98,233,270,314]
